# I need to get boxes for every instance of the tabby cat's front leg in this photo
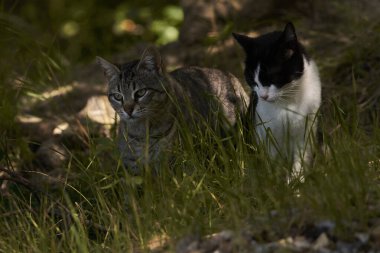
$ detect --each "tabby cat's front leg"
[119,138,146,176]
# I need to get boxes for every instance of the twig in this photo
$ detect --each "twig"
[0,165,38,191]
[0,175,35,192]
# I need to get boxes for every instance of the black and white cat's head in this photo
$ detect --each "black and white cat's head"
[97,47,169,122]
[233,22,308,103]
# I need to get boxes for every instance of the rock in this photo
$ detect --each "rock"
[313,233,330,250]
[293,236,311,250]
[355,232,369,244]
[215,230,234,241]
[278,236,293,247]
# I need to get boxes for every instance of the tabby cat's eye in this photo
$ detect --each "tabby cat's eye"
[135,89,147,98]
[112,93,123,101]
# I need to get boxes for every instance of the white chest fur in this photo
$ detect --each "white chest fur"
[254,58,321,167]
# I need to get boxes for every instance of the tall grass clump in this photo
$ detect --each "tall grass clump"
[0,12,64,251]
[0,13,62,168]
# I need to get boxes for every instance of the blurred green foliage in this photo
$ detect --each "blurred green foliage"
[4,0,183,62]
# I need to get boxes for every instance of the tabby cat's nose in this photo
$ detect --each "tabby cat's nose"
[123,104,134,116]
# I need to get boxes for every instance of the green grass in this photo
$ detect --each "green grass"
[1,90,380,252]
[1,3,380,252]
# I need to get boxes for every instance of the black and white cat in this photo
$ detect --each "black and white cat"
[233,23,321,180]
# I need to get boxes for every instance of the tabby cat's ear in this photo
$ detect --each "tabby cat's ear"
[232,33,253,52]
[96,56,120,81]
[137,47,164,75]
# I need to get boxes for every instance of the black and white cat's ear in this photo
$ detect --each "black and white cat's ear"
[96,56,120,81]
[137,47,165,75]
[280,22,298,59]
[232,32,252,51]
[282,22,297,43]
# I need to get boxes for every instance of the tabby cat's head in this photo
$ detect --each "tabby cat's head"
[97,48,169,122]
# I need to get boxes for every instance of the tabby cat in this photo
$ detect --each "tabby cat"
[97,48,249,174]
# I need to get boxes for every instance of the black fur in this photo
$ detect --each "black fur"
[233,23,308,89]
